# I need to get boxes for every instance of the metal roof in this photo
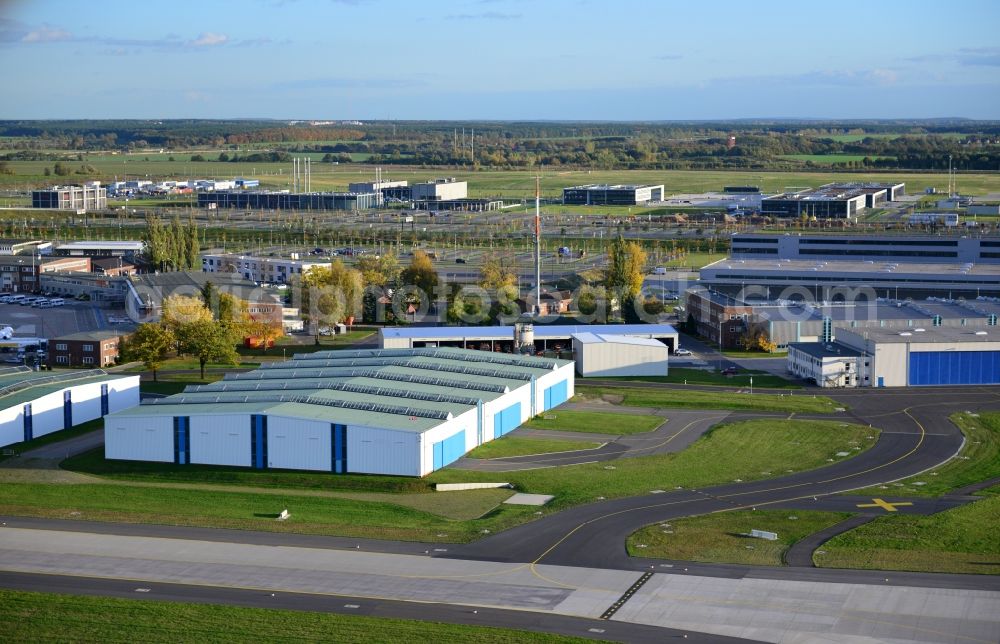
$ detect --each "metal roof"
[379,324,678,341]
[572,332,668,348]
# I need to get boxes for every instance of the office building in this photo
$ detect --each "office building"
[563,184,665,206]
[201,253,329,285]
[31,184,107,211]
[198,190,378,211]
[761,183,904,219]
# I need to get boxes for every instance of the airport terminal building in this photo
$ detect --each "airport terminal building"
[104,348,575,476]
[760,182,904,219]
[563,184,664,206]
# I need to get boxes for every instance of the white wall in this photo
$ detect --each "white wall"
[105,414,173,462]
[267,415,331,471]
[108,377,140,413]
[349,424,421,477]
[29,390,65,439]
[0,404,23,448]
[189,414,251,467]
[574,341,668,377]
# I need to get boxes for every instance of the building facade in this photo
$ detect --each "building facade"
[0,256,91,294]
[410,178,468,202]
[201,253,329,284]
[729,233,994,263]
[53,241,145,260]
[31,184,107,211]
[760,183,904,219]
[563,184,665,206]
[198,190,378,211]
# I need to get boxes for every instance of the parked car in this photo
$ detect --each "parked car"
[455,258,467,264]
[721,366,738,376]
[674,348,692,356]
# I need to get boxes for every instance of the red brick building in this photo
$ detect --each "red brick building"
[48,330,128,368]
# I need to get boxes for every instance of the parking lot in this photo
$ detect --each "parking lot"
[0,300,109,340]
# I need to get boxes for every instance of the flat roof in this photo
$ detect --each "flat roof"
[789,342,863,360]
[703,258,1000,278]
[110,347,573,434]
[55,241,144,250]
[380,323,678,341]
[840,326,1000,345]
[572,332,668,348]
[564,184,663,190]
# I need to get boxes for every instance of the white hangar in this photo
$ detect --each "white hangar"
[104,347,575,477]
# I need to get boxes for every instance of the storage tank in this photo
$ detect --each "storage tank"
[514,321,534,354]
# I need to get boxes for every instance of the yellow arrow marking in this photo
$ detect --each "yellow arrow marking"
[856,498,914,512]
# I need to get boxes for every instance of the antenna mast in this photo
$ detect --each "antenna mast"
[534,175,541,315]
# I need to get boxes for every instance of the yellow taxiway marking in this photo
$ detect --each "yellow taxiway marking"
[856,498,913,512]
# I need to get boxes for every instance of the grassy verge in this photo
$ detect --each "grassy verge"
[0,418,103,462]
[852,411,1000,498]
[466,436,602,459]
[126,357,259,372]
[235,330,376,357]
[523,409,663,435]
[27,419,878,541]
[431,419,878,506]
[626,509,851,566]
[720,350,788,359]
[818,486,1000,575]
[0,590,587,643]
[595,367,800,390]
[575,385,838,414]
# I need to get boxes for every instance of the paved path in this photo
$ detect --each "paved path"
[782,515,878,567]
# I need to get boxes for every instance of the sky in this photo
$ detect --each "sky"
[1,0,999,121]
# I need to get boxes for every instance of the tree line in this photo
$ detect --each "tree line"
[143,214,200,272]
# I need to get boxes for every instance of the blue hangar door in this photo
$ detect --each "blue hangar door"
[493,402,521,439]
[543,380,568,411]
[909,351,1000,386]
[432,429,466,470]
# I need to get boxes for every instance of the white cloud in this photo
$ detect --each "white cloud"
[20,26,72,43]
[189,32,229,47]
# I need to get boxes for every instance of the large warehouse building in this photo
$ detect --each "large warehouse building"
[198,190,378,211]
[379,324,679,353]
[571,333,669,377]
[0,368,139,449]
[104,348,575,476]
[729,233,995,264]
[563,184,664,206]
[760,182,904,219]
[31,184,108,211]
[788,326,1000,387]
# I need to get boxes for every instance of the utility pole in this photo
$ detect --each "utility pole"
[534,175,541,315]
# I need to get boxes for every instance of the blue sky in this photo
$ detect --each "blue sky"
[2,0,999,120]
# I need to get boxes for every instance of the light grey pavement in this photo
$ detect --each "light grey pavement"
[1,429,102,464]
[612,572,1000,644]
[0,527,639,618]
[2,526,996,644]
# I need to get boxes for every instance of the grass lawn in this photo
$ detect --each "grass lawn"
[430,419,878,507]
[596,367,800,390]
[30,419,878,541]
[818,486,1000,575]
[235,330,376,357]
[0,418,103,462]
[524,410,662,435]
[778,154,896,163]
[466,436,602,459]
[125,356,260,373]
[720,350,788,359]
[657,252,727,269]
[0,590,588,643]
[852,411,1000,498]
[574,385,838,413]
[626,509,852,566]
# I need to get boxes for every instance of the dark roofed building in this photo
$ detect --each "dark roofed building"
[48,330,130,368]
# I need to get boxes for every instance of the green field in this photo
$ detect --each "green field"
[430,419,878,506]
[0,590,586,644]
[853,411,1000,498]
[626,509,851,566]
[523,409,663,435]
[657,252,727,269]
[574,385,837,413]
[466,436,602,459]
[2,158,999,198]
[818,486,1000,575]
[596,367,800,390]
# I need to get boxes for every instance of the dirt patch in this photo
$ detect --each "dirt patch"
[601,394,624,404]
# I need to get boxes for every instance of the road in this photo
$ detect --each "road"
[1,383,999,642]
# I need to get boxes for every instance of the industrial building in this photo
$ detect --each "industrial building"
[761,182,904,219]
[379,324,679,353]
[103,348,575,476]
[198,190,378,211]
[0,368,139,449]
[125,271,281,319]
[411,178,468,202]
[562,184,665,206]
[52,241,145,260]
[728,233,994,263]
[788,326,1000,387]
[571,333,669,377]
[684,287,1000,350]
[0,256,91,294]
[31,184,107,211]
[201,253,329,284]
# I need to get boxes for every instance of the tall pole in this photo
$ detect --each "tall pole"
[534,175,541,315]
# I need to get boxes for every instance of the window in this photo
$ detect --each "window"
[82,357,94,365]
[82,344,94,352]
[56,343,68,350]
[56,356,68,364]
[730,327,739,332]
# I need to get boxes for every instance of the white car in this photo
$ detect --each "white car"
[674,348,692,356]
